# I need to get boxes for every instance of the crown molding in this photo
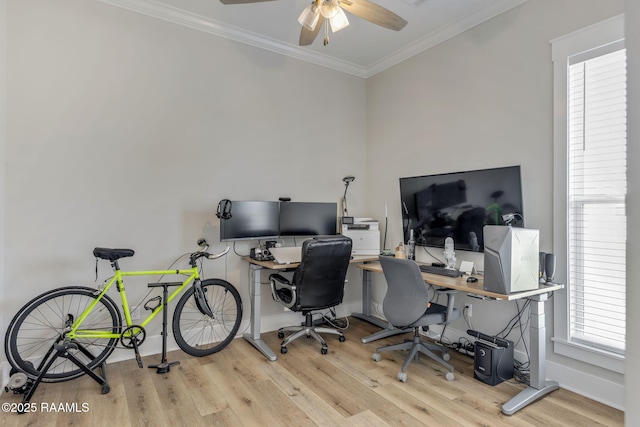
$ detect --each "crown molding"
[97,0,368,77]
[97,0,527,79]
[366,0,528,77]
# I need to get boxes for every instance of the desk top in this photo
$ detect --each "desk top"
[357,261,564,301]
[243,255,379,270]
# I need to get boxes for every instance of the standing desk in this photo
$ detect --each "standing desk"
[357,261,564,416]
[242,255,378,362]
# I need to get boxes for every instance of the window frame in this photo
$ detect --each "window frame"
[551,14,626,373]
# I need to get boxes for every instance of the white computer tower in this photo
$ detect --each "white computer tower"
[483,225,539,294]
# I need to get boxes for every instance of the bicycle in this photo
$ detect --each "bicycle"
[3,239,242,404]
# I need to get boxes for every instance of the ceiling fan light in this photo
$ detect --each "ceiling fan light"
[319,0,340,19]
[298,3,320,31]
[329,7,349,32]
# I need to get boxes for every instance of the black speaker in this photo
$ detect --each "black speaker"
[474,339,514,386]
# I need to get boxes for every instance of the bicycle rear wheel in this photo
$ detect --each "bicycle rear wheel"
[173,279,242,357]
[5,286,122,382]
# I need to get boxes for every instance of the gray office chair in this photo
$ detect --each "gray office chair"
[372,256,460,382]
[269,236,352,354]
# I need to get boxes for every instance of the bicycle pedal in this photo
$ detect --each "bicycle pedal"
[135,353,143,368]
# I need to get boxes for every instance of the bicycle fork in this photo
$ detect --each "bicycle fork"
[193,280,214,318]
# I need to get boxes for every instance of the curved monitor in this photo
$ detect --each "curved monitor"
[399,166,524,252]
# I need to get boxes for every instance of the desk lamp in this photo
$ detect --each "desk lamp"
[341,175,355,223]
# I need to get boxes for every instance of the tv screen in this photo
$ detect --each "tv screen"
[279,202,338,237]
[219,201,280,241]
[399,166,524,252]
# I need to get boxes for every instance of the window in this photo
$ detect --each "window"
[552,15,626,372]
[568,47,626,352]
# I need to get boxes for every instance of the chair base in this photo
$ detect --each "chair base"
[373,328,454,382]
[278,313,345,354]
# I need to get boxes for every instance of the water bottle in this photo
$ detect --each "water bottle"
[408,229,416,260]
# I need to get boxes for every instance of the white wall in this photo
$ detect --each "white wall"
[625,0,639,424]
[366,0,627,409]
[1,0,368,374]
[2,0,636,417]
[0,0,6,378]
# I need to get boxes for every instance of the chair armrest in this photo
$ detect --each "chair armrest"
[270,273,290,285]
[269,273,296,309]
[436,289,458,324]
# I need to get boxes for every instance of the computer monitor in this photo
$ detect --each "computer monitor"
[279,202,338,237]
[483,225,539,294]
[219,201,280,241]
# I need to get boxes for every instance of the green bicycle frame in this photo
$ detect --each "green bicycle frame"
[67,266,201,340]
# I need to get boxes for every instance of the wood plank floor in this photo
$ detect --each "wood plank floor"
[1,317,623,426]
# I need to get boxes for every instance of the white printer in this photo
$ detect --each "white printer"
[341,218,380,256]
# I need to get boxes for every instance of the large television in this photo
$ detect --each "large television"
[219,201,280,241]
[279,202,338,236]
[399,166,524,252]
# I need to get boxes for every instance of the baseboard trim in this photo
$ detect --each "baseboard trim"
[545,359,624,411]
[1,362,10,396]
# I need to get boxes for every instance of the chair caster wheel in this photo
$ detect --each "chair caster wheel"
[445,371,454,381]
[372,353,381,362]
[339,335,345,342]
[101,384,110,394]
[280,346,288,354]
[277,331,284,339]
[321,347,328,355]
[443,352,451,361]
[398,372,408,382]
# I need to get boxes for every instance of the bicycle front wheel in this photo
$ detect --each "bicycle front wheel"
[173,279,242,357]
[5,286,122,382]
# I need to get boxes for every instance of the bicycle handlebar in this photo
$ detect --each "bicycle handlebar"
[206,246,230,260]
[190,239,230,263]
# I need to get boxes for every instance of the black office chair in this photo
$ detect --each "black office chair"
[372,256,460,382]
[269,236,352,355]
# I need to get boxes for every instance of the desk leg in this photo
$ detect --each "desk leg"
[502,293,558,415]
[352,268,413,343]
[242,265,277,361]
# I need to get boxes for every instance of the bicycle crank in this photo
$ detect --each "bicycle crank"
[120,325,146,348]
[121,325,146,368]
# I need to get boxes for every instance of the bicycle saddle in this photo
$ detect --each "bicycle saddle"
[93,247,135,261]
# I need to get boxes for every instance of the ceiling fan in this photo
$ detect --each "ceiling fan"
[219,0,408,46]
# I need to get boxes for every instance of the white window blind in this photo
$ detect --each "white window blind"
[567,47,627,354]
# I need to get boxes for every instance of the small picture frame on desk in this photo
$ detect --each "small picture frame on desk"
[459,261,475,275]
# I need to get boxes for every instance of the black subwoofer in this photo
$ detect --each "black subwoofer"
[474,339,514,386]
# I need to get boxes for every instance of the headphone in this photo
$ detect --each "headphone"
[216,199,232,220]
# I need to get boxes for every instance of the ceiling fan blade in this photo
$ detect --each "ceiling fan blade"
[219,0,275,4]
[339,0,407,31]
[299,19,324,46]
